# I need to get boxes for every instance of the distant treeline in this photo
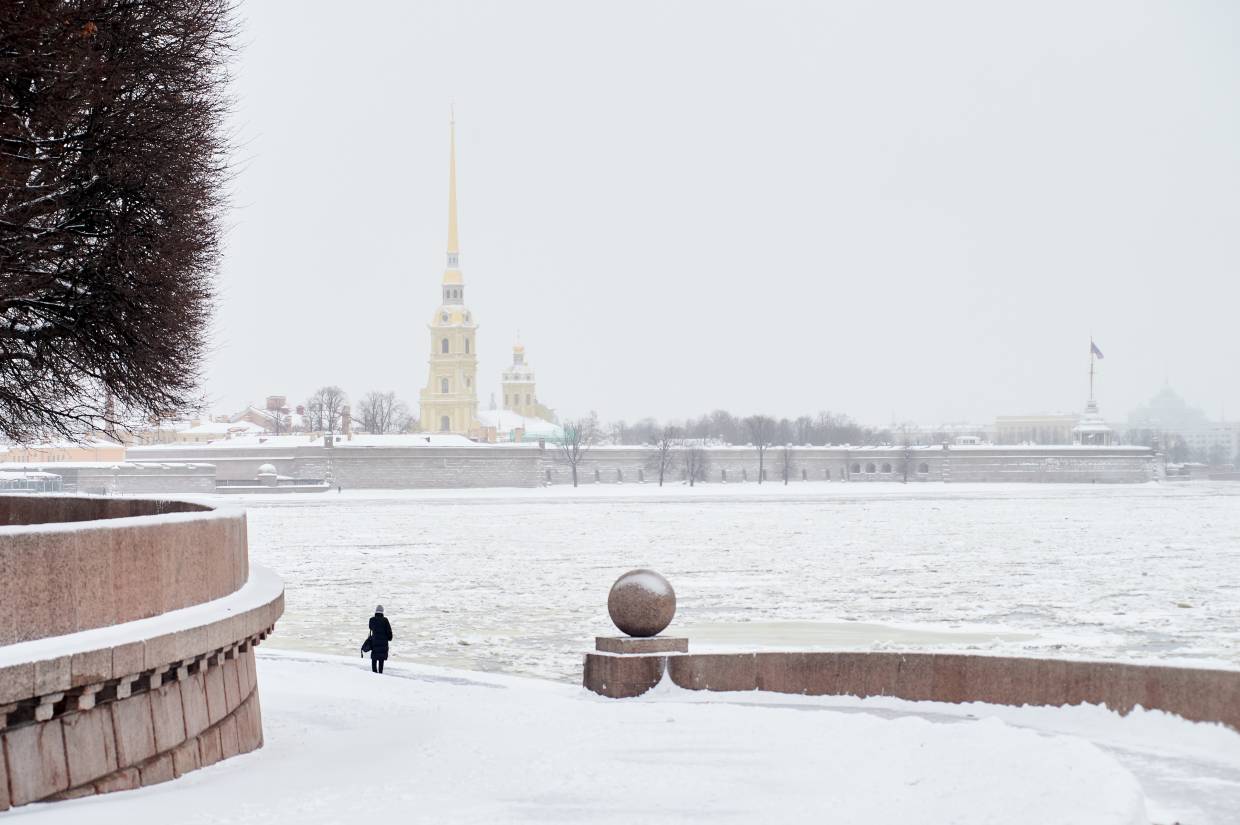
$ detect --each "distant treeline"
[602,410,895,447]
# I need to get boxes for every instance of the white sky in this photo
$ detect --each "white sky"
[209,0,1240,426]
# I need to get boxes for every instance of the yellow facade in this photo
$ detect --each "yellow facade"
[420,117,479,434]
[501,343,552,421]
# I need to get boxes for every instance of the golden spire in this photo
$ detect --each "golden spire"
[446,107,459,258]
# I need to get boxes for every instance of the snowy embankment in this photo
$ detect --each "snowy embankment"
[8,651,1181,825]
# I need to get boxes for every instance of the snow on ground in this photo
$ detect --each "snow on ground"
[8,651,1160,825]
[202,482,1240,681]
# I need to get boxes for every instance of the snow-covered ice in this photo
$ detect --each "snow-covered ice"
[211,482,1240,680]
[8,651,1182,825]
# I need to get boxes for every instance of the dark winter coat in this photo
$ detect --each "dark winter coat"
[368,613,393,660]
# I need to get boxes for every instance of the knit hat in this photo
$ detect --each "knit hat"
[375,604,384,614]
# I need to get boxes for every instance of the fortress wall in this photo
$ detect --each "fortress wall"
[295,446,545,489]
[545,446,1156,485]
[122,443,1158,488]
[0,496,284,810]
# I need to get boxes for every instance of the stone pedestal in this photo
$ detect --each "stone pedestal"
[594,637,688,655]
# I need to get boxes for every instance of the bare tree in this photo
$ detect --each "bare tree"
[0,0,236,443]
[357,390,411,434]
[745,415,776,483]
[647,425,679,487]
[557,417,597,487]
[305,386,348,435]
[779,444,796,485]
[681,438,710,487]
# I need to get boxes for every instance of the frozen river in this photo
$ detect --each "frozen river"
[212,482,1240,682]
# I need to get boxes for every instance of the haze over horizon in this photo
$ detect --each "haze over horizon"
[210,0,1240,427]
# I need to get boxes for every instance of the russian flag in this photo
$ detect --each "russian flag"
[1090,340,1104,359]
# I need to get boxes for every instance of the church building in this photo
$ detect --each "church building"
[501,342,553,422]
[419,117,479,435]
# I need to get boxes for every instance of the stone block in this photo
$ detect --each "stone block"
[206,614,232,652]
[929,654,971,704]
[237,694,263,754]
[139,753,175,787]
[222,656,242,713]
[755,651,807,695]
[1199,669,1240,731]
[70,648,113,688]
[236,647,253,698]
[0,732,9,811]
[856,653,901,698]
[112,525,162,622]
[219,713,240,759]
[0,662,34,705]
[72,527,116,632]
[893,654,937,702]
[34,655,71,695]
[2,532,77,643]
[47,785,96,801]
[960,655,1026,706]
[174,624,210,667]
[4,719,69,805]
[170,526,209,611]
[204,662,227,725]
[180,670,210,738]
[111,693,156,767]
[150,682,187,752]
[93,767,140,795]
[112,641,145,680]
[669,654,756,692]
[62,707,119,787]
[171,738,201,777]
[595,636,688,655]
[582,653,665,698]
[197,728,223,767]
[1022,658,1071,707]
[144,633,180,672]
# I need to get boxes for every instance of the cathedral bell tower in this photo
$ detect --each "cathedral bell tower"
[419,113,479,435]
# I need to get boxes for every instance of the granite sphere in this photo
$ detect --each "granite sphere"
[608,569,676,637]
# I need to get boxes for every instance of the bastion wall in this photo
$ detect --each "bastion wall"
[124,443,1158,489]
[0,496,284,810]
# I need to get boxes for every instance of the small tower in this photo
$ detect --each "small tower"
[501,342,538,418]
[419,113,479,435]
[1073,338,1114,445]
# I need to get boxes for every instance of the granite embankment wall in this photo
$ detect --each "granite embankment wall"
[125,443,1158,488]
[0,496,284,809]
[583,650,1240,731]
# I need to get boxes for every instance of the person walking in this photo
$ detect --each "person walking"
[367,604,393,674]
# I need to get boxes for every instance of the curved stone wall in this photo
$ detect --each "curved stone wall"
[0,496,248,646]
[0,495,283,810]
[583,649,1240,732]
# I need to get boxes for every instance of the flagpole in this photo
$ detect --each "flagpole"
[1089,339,1095,404]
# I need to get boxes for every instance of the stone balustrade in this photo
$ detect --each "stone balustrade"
[0,495,284,810]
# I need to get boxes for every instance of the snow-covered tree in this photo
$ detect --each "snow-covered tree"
[0,0,235,443]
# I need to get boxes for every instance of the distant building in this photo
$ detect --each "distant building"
[500,343,555,422]
[419,115,480,436]
[994,413,1080,445]
[173,420,267,444]
[1127,386,1238,462]
[0,439,124,463]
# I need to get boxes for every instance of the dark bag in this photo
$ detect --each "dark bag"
[361,633,374,655]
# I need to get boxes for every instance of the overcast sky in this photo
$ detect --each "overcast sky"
[209,1,1240,427]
